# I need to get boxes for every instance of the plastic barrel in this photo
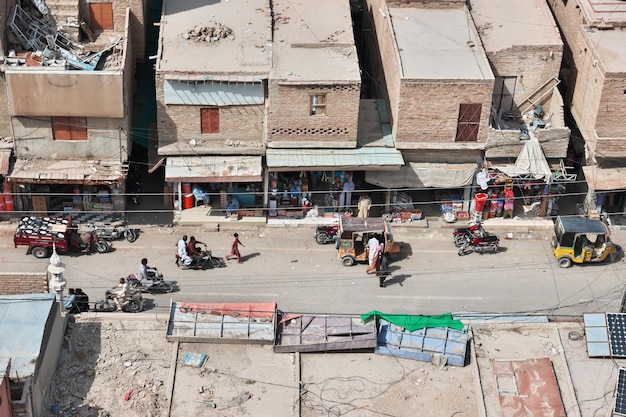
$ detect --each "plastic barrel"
[0,194,5,211]
[182,183,193,209]
[2,183,11,211]
[474,193,488,212]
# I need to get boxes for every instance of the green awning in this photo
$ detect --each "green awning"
[361,311,463,332]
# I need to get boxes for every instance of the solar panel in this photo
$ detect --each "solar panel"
[614,368,626,416]
[608,314,626,357]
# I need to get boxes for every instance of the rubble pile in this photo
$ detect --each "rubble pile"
[182,23,234,43]
[45,319,171,417]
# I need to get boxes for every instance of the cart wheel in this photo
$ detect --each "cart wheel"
[126,229,138,243]
[32,247,48,259]
[341,256,355,267]
[316,233,330,245]
[558,256,572,268]
[96,242,109,253]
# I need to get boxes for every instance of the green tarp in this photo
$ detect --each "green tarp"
[361,311,463,332]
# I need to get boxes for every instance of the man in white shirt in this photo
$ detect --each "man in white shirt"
[113,278,130,311]
[177,235,192,266]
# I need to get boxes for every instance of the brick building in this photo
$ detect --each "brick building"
[548,0,626,218]
[1,0,146,219]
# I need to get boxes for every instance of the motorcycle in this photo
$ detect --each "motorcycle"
[127,271,178,293]
[452,224,486,248]
[69,229,111,254]
[175,244,225,270]
[94,285,143,313]
[458,234,500,256]
[91,219,139,243]
[315,224,339,245]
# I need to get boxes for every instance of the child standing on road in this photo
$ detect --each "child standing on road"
[226,233,245,263]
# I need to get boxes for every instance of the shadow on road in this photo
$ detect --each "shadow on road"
[383,273,410,287]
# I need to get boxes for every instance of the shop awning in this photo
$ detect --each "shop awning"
[0,149,11,175]
[7,159,127,185]
[365,162,476,188]
[583,166,626,191]
[266,148,404,171]
[165,156,263,183]
[491,135,552,181]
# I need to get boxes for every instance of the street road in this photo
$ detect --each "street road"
[1,225,625,318]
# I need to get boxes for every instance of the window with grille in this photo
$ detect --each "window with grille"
[52,117,88,141]
[310,94,326,116]
[455,103,481,142]
[201,108,220,134]
[89,3,114,30]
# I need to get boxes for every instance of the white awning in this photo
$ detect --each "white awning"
[7,158,126,185]
[583,166,626,191]
[165,156,263,183]
[365,162,477,188]
[266,148,404,171]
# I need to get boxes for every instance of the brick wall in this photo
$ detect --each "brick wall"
[266,82,360,146]
[395,81,493,145]
[548,0,626,152]
[365,0,403,131]
[487,45,563,109]
[155,75,265,146]
[486,127,569,159]
[80,0,146,61]
[0,273,48,295]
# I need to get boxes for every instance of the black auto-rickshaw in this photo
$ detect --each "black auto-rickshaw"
[552,215,618,268]
[336,217,400,266]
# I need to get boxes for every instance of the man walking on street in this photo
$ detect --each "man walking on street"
[226,233,245,263]
[378,252,391,288]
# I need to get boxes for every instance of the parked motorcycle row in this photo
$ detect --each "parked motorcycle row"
[90,218,139,243]
[453,224,501,256]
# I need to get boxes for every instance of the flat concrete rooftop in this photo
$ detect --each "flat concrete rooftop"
[470,0,562,51]
[390,7,493,80]
[157,0,271,74]
[587,29,626,73]
[270,0,360,83]
[579,0,626,24]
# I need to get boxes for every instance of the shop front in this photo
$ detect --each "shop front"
[164,155,264,216]
[364,162,478,222]
[6,158,127,221]
[582,165,626,220]
[265,148,404,219]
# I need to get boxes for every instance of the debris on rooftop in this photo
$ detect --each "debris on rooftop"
[181,22,234,43]
[5,4,124,70]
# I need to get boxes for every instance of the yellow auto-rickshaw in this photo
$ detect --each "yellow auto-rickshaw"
[552,215,618,268]
[336,217,400,266]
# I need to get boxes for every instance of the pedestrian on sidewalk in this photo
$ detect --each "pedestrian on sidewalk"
[226,233,245,263]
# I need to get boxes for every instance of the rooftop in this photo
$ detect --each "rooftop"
[587,29,626,72]
[579,0,626,25]
[157,0,271,75]
[270,0,360,83]
[470,0,562,52]
[389,7,493,80]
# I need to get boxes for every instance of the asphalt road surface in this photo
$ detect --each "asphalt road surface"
[1,225,625,318]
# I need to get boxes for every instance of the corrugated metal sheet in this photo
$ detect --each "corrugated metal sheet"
[0,293,55,378]
[0,149,10,175]
[8,159,127,185]
[274,314,377,353]
[583,165,626,191]
[164,80,264,106]
[165,155,262,182]
[166,301,276,343]
[266,148,404,171]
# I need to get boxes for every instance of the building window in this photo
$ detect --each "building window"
[52,117,88,141]
[89,3,114,30]
[310,94,326,116]
[455,103,481,142]
[201,108,220,134]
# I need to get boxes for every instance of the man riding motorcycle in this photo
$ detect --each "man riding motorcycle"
[112,277,130,312]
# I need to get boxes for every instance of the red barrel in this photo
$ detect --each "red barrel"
[0,194,5,211]
[4,183,13,211]
[182,183,193,209]
[474,193,488,212]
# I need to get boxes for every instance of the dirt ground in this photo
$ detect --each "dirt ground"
[45,317,479,417]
